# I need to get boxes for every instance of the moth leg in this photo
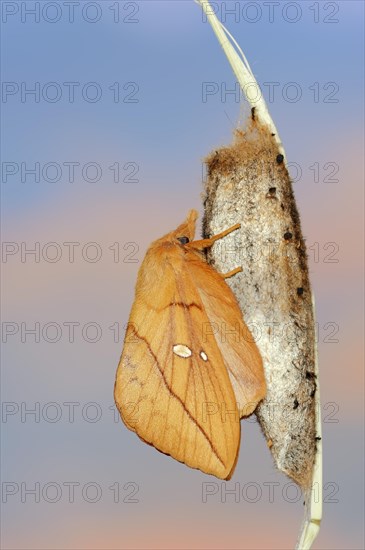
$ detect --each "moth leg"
[190,223,240,251]
[221,267,242,279]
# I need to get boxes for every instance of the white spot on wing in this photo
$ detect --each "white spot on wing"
[200,351,208,361]
[173,344,192,358]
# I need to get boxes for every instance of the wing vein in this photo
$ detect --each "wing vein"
[133,328,225,467]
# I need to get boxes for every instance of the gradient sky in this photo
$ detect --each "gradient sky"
[1,1,364,549]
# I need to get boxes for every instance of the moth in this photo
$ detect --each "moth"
[114,210,266,479]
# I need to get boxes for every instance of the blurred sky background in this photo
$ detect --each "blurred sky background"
[1,1,364,549]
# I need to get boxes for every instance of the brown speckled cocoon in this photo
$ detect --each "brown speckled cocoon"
[203,119,317,489]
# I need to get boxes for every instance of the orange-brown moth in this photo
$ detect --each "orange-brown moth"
[114,209,266,479]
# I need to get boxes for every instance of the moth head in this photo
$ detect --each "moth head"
[151,209,198,249]
[173,209,198,245]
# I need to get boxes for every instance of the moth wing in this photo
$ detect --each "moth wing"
[187,259,266,417]
[114,265,240,480]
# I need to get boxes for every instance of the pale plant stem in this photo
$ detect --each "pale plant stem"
[196,0,284,155]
